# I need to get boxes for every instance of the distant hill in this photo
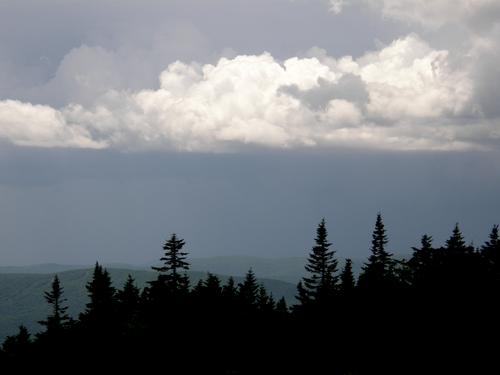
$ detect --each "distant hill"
[178,256,363,284]
[0,256,364,284]
[189,256,308,283]
[0,268,296,341]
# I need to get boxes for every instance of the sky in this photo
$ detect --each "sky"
[0,0,499,265]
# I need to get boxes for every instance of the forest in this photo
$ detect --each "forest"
[1,213,499,373]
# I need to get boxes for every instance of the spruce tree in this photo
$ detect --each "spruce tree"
[222,276,237,304]
[443,224,478,292]
[2,326,31,358]
[276,297,288,314]
[204,273,222,298]
[192,279,205,297]
[358,213,396,291]
[151,233,190,294]
[238,268,259,306]
[83,263,116,321]
[297,218,339,305]
[482,225,500,275]
[256,286,275,312]
[445,224,473,255]
[339,259,356,295]
[408,234,436,288]
[411,235,434,268]
[38,275,70,334]
[116,274,140,324]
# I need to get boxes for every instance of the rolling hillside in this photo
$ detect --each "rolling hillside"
[0,268,296,341]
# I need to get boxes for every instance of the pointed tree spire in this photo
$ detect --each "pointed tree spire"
[238,268,259,306]
[83,262,116,321]
[358,213,396,291]
[222,276,237,302]
[38,275,70,334]
[204,273,222,297]
[151,233,190,294]
[276,297,289,314]
[482,225,500,259]
[116,274,140,323]
[297,218,339,306]
[2,326,31,358]
[445,223,470,254]
[339,259,356,295]
[408,234,436,287]
[256,285,275,312]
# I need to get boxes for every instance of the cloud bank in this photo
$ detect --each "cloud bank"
[1,33,495,152]
[1,0,500,153]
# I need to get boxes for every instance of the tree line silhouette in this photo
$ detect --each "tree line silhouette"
[1,214,500,373]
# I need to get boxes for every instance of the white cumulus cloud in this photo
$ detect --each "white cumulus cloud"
[0,34,495,152]
[0,100,104,148]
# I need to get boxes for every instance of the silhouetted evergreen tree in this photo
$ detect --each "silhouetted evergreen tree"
[81,263,116,323]
[194,273,223,308]
[150,233,190,295]
[482,225,500,270]
[238,268,259,306]
[294,281,312,309]
[116,274,140,327]
[276,297,288,314]
[358,213,396,291]
[408,234,437,289]
[297,218,339,306]
[445,224,473,255]
[192,279,205,297]
[256,285,275,312]
[38,275,70,335]
[117,274,140,306]
[2,326,31,359]
[223,276,237,299]
[339,259,356,295]
[204,273,222,297]
[442,224,479,293]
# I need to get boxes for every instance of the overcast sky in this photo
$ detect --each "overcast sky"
[0,0,499,265]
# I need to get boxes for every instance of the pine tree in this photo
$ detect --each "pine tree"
[151,233,190,294]
[192,279,205,297]
[339,259,356,295]
[482,225,500,276]
[411,235,434,268]
[482,225,500,263]
[38,275,70,334]
[238,268,259,306]
[408,234,436,288]
[2,326,31,358]
[442,224,478,292]
[298,218,339,305]
[222,276,237,303]
[446,224,473,255]
[204,273,222,298]
[256,285,275,312]
[358,213,396,291]
[116,274,140,324]
[276,297,289,314]
[296,281,309,306]
[83,263,116,321]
